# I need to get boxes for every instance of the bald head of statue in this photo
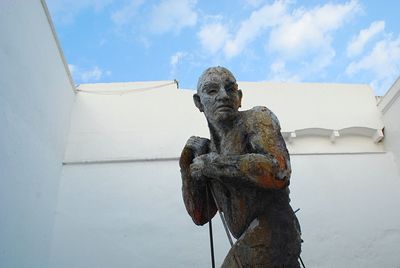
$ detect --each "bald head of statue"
[193,66,243,123]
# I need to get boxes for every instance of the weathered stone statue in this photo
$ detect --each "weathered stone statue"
[179,67,301,267]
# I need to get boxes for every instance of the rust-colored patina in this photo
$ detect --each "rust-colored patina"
[180,67,301,267]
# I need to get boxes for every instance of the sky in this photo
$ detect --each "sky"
[46,0,400,95]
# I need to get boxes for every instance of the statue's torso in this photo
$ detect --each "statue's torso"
[208,108,301,267]
[210,107,291,238]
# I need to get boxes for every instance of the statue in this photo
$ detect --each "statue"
[179,67,301,267]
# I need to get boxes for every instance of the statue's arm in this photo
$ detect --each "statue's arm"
[194,152,289,190]
[192,109,291,190]
[179,136,217,225]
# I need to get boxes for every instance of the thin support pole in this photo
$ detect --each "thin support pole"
[208,219,215,268]
[208,183,243,268]
[209,186,233,246]
[299,256,306,268]
[206,184,215,268]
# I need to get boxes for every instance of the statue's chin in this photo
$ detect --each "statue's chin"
[214,111,238,123]
[205,110,239,126]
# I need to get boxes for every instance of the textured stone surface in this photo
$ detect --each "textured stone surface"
[180,67,301,267]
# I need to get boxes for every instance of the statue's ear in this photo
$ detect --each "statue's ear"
[193,94,204,112]
[238,89,243,108]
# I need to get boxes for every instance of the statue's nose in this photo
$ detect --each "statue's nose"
[217,87,229,100]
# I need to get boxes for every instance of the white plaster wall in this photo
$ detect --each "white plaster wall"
[239,81,383,131]
[50,161,231,268]
[0,1,75,267]
[64,82,207,163]
[51,153,400,267]
[51,80,400,267]
[379,77,400,175]
[64,82,384,164]
[291,153,400,267]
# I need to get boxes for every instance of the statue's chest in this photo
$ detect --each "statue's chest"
[219,129,249,155]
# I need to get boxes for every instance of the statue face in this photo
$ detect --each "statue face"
[194,68,242,123]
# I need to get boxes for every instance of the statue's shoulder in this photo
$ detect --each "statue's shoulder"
[242,106,280,129]
[184,136,210,149]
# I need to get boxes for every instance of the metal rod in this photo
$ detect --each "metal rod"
[209,186,234,246]
[208,219,215,268]
[299,256,306,268]
[217,210,233,246]
[208,183,243,268]
[206,184,215,268]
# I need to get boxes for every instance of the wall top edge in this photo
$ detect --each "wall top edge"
[40,0,76,93]
[378,76,400,114]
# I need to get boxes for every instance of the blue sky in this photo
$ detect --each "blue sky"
[47,0,400,95]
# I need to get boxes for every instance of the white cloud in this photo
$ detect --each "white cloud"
[270,60,285,74]
[346,35,400,94]
[149,0,198,34]
[268,60,301,82]
[81,66,103,82]
[196,0,359,72]
[346,36,400,77]
[193,1,360,83]
[346,20,385,57]
[68,64,110,83]
[197,23,230,54]
[136,35,151,49]
[262,0,361,81]
[68,64,76,75]
[111,0,144,25]
[170,51,188,77]
[268,0,360,59]
[224,1,287,58]
[170,52,187,67]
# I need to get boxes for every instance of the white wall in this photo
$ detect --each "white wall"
[0,1,75,267]
[379,77,400,174]
[50,81,400,267]
[50,154,400,268]
[291,153,400,267]
[50,161,231,268]
[64,81,384,164]
[2,1,398,266]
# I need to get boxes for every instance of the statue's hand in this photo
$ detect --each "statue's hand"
[190,155,207,182]
[180,137,210,172]
[190,153,220,181]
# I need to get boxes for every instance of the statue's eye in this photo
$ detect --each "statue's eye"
[207,89,217,95]
[204,85,218,95]
[225,83,236,92]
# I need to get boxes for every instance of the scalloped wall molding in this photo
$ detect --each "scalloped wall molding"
[282,127,384,144]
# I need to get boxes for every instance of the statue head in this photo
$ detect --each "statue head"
[193,66,242,123]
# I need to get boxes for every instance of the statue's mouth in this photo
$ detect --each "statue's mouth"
[216,104,234,111]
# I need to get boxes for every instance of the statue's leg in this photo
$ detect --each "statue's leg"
[220,246,241,268]
[221,214,301,268]
[221,217,273,267]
